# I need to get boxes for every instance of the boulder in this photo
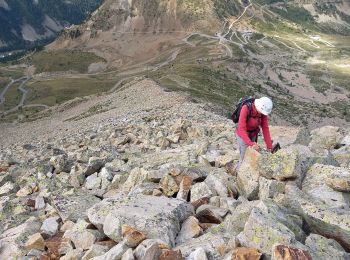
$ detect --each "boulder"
[50,154,69,173]
[174,233,227,259]
[175,216,202,245]
[196,205,228,224]
[134,239,165,260]
[177,175,193,200]
[258,177,285,200]
[122,225,147,248]
[160,249,184,260]
[302,164,350,209]
[88,194,192,247]
[85,173,102,190]
[25,233,45,250]
[82,244,109,260]
[204,168,238,198]
[160,175,179,197]
[122,168,148,193]
[271,245,311,260]
[305,233,350,260]
[52,191,101,222]
[281,185,350,251]
[309,126,343,154]
[237,148,260,200]
[0,218,41,259]
[92,241,129,260]
[191,182,214,202]
[41,217,60,236]
[237,200,305,255]
[230,247,262,260]
[258,149,301,181]
[187,247,208,260]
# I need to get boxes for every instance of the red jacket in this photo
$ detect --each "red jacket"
[236,103,273,150]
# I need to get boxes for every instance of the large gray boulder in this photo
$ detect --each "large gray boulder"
[237,200,305,256]
[52,191,101,222]
[302,164,350,210]
[236,148,260,200]
[280,185,350,251]
[87,194,193,247]
[305,234,350,260]
[258,149,301,181]
[174,233,227,259]
[309,126,343,154]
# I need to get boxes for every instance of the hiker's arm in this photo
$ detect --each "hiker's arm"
[237,105,254,146]
[261,116,273,151]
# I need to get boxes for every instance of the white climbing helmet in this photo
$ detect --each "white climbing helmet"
[255,97,273,115]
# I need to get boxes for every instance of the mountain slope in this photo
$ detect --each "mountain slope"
[0,0,102,52]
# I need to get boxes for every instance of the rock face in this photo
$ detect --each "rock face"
[88,194,193,247]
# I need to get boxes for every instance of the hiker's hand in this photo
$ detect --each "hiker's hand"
[252,143,260,151]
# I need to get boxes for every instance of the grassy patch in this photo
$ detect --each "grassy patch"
[26,50,105,73]
[26,77,116,106]
[0,68,24,79]
[0,82,22,111]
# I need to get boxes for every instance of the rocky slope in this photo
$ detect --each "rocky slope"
[0,79,350,259]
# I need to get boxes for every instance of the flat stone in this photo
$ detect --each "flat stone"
[52,191,101,222]
[88,194,192,247]
[196,205,228,224]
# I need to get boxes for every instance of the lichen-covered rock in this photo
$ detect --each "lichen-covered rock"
[88,194,192,247]
[309,126,343,154]
[258,149,301,181]
[52,191,101,221]
[204,168,238,198]
[92,241,129,260]
[281,185,350,251]
[271,245,312,260]
[258,177,285,200]
[0,218,41,259]
[305,234,350,260]
[160,175,179,197]
[85,173,102,190]
[82,244,109,260]
[122,168,149,193]
[237,200,305,256]
[191,182,214,202]
[187,247,208,260]
[302,164,350,209]
[176,216,202,245]
[50,154,69,173]
[174,233,227,259]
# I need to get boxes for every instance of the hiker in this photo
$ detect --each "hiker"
[235,97,273,171]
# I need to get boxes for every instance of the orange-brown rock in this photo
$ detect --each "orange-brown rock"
[177,176,193,200]
[0,166,9,173]
[122,224,147,248]
[272,245,312,260]
[26,233,45,250]
[231,247,262,260]
[191,197,210,211]
[160,249,184,260]
[44,232,64,259]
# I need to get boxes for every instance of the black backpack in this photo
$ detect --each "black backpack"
[231,96,255,123]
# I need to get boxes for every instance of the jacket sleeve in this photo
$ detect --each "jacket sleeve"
[237,105,255,146]
[261,115,273,150]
